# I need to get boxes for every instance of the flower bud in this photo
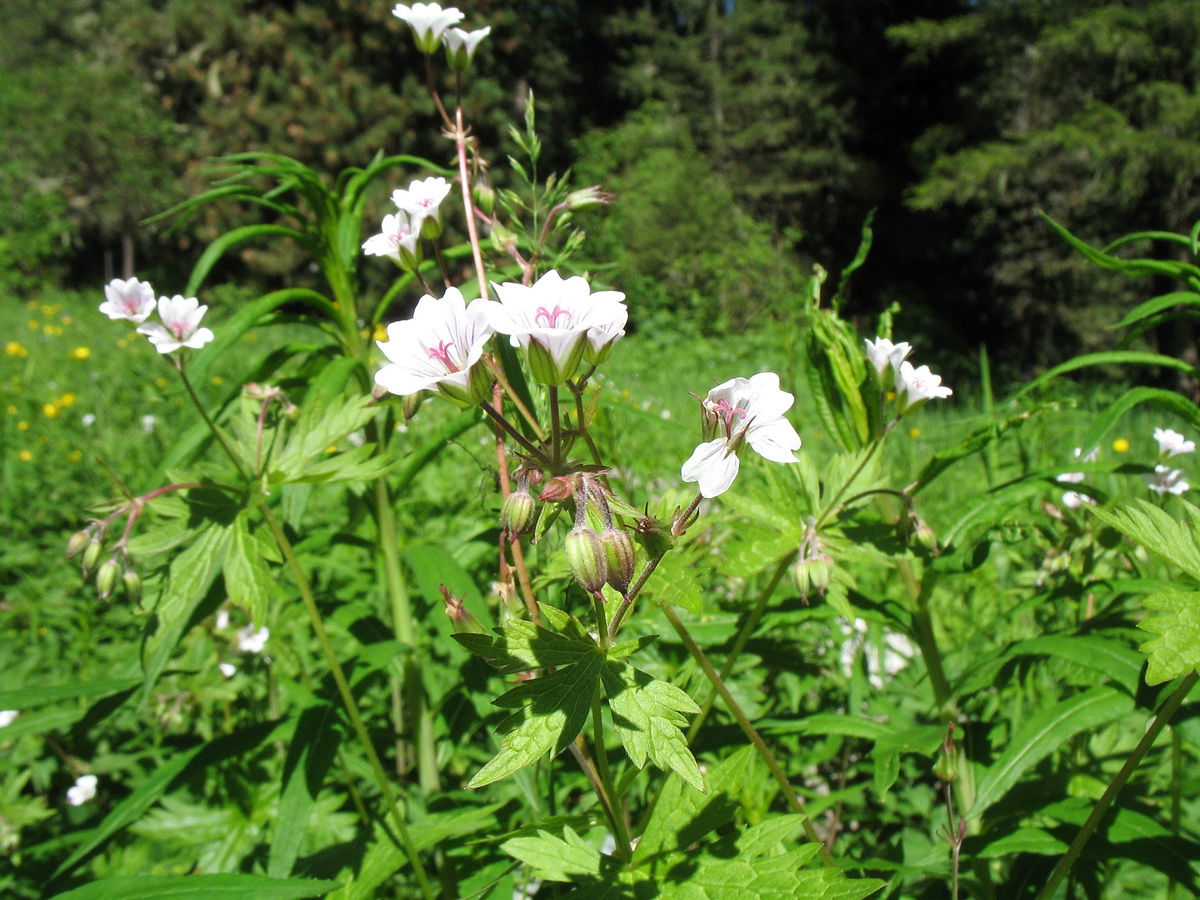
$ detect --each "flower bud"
[790,553,834,598]
[565,527,608,595]
[441,585,484,635]
[501,486,536,539]
[933,742,960,783]
[473,181,496,217]
[81,538,104,577]
[122,567,143,604]
[539,475,576,503]
[66,530,91,560]
[95,559,121,600]
[564,185,613,212]
[601,528,637,594]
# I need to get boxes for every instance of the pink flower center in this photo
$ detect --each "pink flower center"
[534,305,573,329]
[427,340,459,372]
[710,398,747,437]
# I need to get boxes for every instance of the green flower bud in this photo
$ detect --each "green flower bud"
[601,528,637,594]
[565,527,608,595]
[122,568,143,604]
[501,487,536,539]
[66,530,91,560]
[473,181,496,217]
[933,743,960,783]
[790,553,834,598]
[95,559,121,600]
[81,538,104,577]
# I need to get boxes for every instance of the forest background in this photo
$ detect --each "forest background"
[3,0,1200,381]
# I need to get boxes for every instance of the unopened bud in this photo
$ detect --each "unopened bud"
[790,553,834,598]
[913,519,939,554]
[473,181,496,217]
[66,530,91,560]
[441,584,484,635]
[934,724,959,782]
[564,185,612,212]
[122,568,143,604]
[95,559,121,600]
[401,390,424,422]
[501,487,536,539]
[565,527,608,595]
[601,528,637,594]
[490,223,518,257]
[81,538,104,577]
[539,475,576,503]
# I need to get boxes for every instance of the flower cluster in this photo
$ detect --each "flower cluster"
[1057,446,1099,508]
[363,177,452,270]
[392,3,491,71]
[100,279,214,355]
[864,336,952,413]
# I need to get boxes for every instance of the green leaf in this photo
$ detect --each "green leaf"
[224,513,273,626]
[1138,590,1200,684]
[1088,498,1200,580]
[49,874,337,899]
[1012,353,1198,401]
[643,548,703,613]
[1010,634,1145,694]
[0,677,140,711]
[140,524,231,704]
[268,705,342,879]
[275,443,392,485]
[602,660,702,791]
[1112,291,1200,330]
[635,747,754,866]
[273,392,379,482]
[469,651,604,788]
[660,815,885,899]
[503,826,604,882]
[970,686,1134,818]
[184,225,318,298]
[976,827,1068,859]
[453,616,596,674]
[758,714,896,741]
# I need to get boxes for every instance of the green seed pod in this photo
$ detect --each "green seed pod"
[933,742,960,783]
[565,527,608,595]
[473,181,496,217]
[122,568,143,604]
[66,530,91,560]
[790,554,835,598]
[501,487,536,539]
[95,559,121,600]
[601,528,637,594]
[81,538,104,577]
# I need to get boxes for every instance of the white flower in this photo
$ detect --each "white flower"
[214,608,230,630]
[1061,491,1095,509]
[895,361,952,411]
[391,177,452,236]
[840,618,914,689]
[218,662,237,678]
[392,2,464,54]
[137,296,215,354]
[236,624,270,654]
[484,270,627,384]
[681,372,802,498]
[1154,427,1195,458]
[864,337,912,377]
[375,287,495,405]
[1146,465,1189,496]
[141,414,156,434]
[444,25,491,71]
[81,413,96,427]
[363,211,423,271]
[0,710,17,728]
[67,774,98,806]
[99,278,156,324]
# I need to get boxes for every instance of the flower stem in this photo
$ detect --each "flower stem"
[1034,671,1199,900]
[177,365,249,481]
[657,601,835,866]
[261,506,436,900]
[590,685,632,860]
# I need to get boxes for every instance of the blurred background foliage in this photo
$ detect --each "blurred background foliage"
[4,0,1200,380]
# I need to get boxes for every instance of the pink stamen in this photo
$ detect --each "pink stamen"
[710,398,748,439]
[534,305,573,329]
[427,340,459,372]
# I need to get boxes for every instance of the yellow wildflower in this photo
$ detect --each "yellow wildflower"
[5,341,28,357]
[59,392,76,407]
[18,450,32,462]
[72,347,91,360]
[67,449,83,463]
[910,427,922,438]
[17,421,29,432]
[5,405,15,414]
[155,377,167,388]
[373,323,388,341]
[43,402,61,418]
[1112,438,1130,453]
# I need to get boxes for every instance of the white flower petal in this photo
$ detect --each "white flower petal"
[682,438,741,498]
